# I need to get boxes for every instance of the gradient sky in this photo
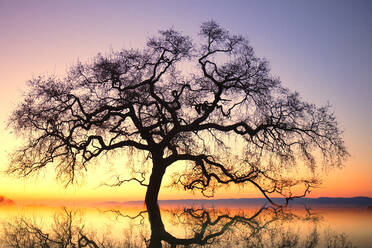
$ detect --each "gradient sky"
[0,0,371,204]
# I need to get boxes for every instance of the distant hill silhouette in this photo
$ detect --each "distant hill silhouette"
[100,197,372,208]
[0,195,15,205]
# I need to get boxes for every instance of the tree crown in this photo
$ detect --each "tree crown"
[8,21,348,202]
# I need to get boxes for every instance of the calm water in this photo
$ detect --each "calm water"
[0,204,371,247]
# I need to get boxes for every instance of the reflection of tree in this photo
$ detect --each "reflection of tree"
[0,207,355,248]
[159,207,319,247]
[0,208,142,248]
[161,207,271,246]
[325,231,355,248]
[2,208,85,248]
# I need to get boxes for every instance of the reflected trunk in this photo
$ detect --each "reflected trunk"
[145,159,166,248]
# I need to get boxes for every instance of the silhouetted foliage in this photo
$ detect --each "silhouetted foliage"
[8,21,348,247]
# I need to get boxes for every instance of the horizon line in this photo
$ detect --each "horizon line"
[6,195,371,203]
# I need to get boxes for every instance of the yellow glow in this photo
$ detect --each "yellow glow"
[1,120,371,204]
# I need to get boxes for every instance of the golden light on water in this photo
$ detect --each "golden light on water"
[1,205,371,247]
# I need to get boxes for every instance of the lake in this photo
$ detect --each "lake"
[0,203,371,247]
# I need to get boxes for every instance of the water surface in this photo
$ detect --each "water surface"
[0,204,371,247]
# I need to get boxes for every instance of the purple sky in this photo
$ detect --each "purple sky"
[0,0,371,200]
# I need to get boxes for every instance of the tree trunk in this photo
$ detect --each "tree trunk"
[145,158,166,248]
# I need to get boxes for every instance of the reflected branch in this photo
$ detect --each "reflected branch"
[103,209,148,226]
[0,206,355,248]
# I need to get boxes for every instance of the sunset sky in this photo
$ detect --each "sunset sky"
[0,0,371,205]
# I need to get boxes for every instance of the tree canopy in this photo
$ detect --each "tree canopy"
[8,21,347,205]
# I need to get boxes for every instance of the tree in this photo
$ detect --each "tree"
[8,21,347,247]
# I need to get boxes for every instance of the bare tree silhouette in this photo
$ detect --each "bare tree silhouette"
[8,21,347,247]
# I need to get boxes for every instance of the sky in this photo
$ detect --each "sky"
[0,0,371,205]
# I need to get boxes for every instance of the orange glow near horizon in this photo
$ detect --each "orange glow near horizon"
[1,156,371,206]
[0,107,371,205]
